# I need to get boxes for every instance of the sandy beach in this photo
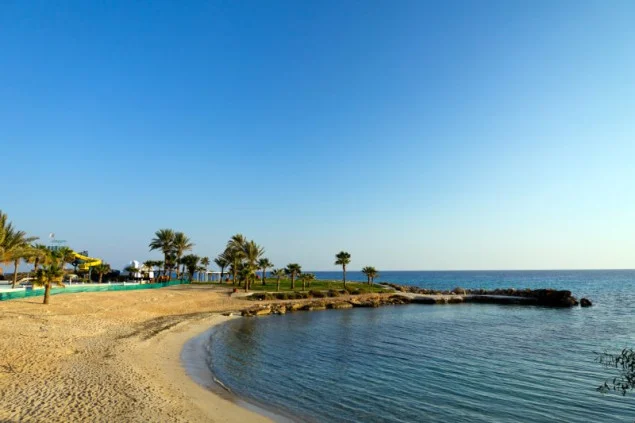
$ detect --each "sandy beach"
[0,284,273,423]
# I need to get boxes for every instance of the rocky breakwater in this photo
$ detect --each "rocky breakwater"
[382,284,588,308]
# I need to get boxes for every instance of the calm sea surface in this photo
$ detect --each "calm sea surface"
[203,270,635,422]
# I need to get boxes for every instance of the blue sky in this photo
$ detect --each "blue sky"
[2,0,634,271]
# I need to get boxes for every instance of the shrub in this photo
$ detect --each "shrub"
[309,290,326,298]
[327,289,341,297]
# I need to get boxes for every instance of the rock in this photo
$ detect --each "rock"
[303,302,327,311]
[452,287,466,295]
[254,307,272,316]
[580,298,592,307]
[288,303,303,312]
[329,302,353,309]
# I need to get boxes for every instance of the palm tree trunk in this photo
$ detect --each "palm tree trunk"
[43,284,51,305]
[343,265,347,288]
[220,268,225,284]
[99,273,103,283]
[262,269,266,285]
[12,259,19,289]
[302,279,306,291]
[291,274,295,290]
[367,275,371,285]
[277,277,280,292]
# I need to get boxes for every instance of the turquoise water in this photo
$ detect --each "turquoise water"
[204,270,635,422]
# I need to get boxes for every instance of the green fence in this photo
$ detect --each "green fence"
[0,280,188,302]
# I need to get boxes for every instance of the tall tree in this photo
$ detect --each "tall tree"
[225,234,247,286]
[27,244,51,274]
[180,254,200,281]
[3,228,38,288]
[285,263,302,290]
[149,229,176,276]
[226,247,245,286]
[214,253,230,283]
[299,273,315,291]
[93,263,111,283]
[143,260,158,279]
[173,232,194,278]
[243,240,264,291]
[335,251,351,288]
[35,264,64,305]
[271,268,286,292]
[54,247,75,276]
[361,266,378,285]
[0,210,16,259]
[124,265,138,280]
[258,258,273,286]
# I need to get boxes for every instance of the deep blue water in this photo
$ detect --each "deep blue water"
[204,270,635,422]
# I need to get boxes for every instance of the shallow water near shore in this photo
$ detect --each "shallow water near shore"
[203,270,635,422]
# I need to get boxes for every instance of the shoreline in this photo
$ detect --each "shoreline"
[181,319,300,423]
[129,312,274,423]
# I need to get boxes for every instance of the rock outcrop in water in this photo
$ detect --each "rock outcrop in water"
[580,298,592,307]
[382,284,582,307]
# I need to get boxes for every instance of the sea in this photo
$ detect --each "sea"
[198,270,635,422]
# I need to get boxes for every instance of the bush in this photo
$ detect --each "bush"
[309,290,326,298]
[327,289,341,297]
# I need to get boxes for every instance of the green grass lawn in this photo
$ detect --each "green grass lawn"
[194,278,388,294]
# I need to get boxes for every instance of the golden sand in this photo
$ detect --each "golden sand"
[0,284,272,423]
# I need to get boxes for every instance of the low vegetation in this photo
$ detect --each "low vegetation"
[245,279,388,300]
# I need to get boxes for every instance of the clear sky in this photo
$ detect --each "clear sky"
[2,0,634,271]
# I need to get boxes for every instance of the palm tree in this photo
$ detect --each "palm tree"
[3,228,38,288]
[271,268,285,291]
[143,260,157,279]
[35,264,64,305]
[299,273,316,291]
[285,263,301,290]
[258,258,273,286]
[225,234,247,285]
[93,263,111,283]
[124,265,138,280]
[149,229,175,276]
[361,266,378,285]
[27,244,51,274]
[54,246,76,276]
[243,240,264,291]
[0,210,16,259]
[226,247,244,286]
[237,262,252,291]
[180,254,200,281]
[200,257,210,282]
[155,260,164,277]
[7,246,33,288]
[173,232,194,278]
[214,253,229,284]
[335,251,351,288]
[227,233,247,252]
